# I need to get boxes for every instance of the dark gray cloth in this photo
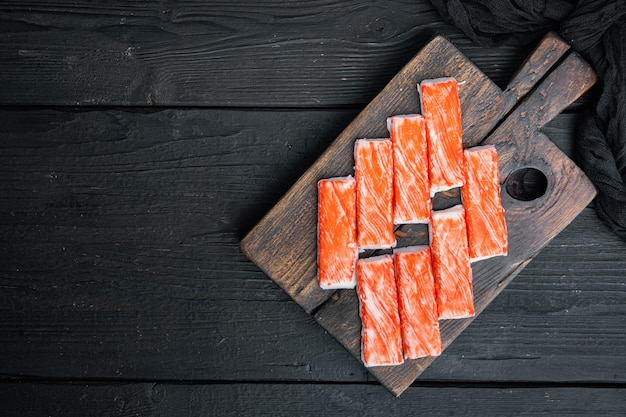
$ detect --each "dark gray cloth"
[430,0,626,241]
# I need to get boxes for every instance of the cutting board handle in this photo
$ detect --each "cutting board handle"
[471,32,572,147]
[505,32,571,105]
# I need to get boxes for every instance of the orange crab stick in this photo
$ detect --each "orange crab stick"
[419,78,465,196]
[354,139,396,250]
[394,246,442,358]
[357,255,403,367]
[317,177,357,289]
[462,145,508,261]
[430,205,475,319]
[388,115,431,224]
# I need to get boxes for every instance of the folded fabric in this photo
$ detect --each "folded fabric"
[430,0,626,241]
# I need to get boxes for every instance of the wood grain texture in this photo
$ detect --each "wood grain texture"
[0,0,534,107]
[2,382,626,417]
[0,107,354,380]
[475,32,572,146]
[2,0,625,413]
[1,108,625,386]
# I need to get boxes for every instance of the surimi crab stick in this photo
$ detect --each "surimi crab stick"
[462,146,508,261]
[419,78,465,196]
[430,205,475,320]
[354,139,396,250]
[394,246,442,358]
[317,177,357,289]
[357,254,403,367]
[387,115,431,224]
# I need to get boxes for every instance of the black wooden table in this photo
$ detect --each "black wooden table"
[1,2,625,415]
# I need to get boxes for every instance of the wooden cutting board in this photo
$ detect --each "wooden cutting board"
[241,32,597,396]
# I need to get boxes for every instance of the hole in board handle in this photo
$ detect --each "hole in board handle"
[505,167,548,201]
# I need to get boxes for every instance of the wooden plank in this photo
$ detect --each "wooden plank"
[3,382,626,417]
[0,0,534,106]
[0,107,356,238]
[0,107,357,381]
[242,34,598,395]
[1,108,624,385]
[2,211,625,383]
[475,32,572,145]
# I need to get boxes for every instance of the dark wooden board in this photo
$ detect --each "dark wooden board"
[2,209,626,384]
[241,34,597,395]
[1,1,624,414]
[2,108,626,386]
[0,0,561,108]
[3,382,626,417]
